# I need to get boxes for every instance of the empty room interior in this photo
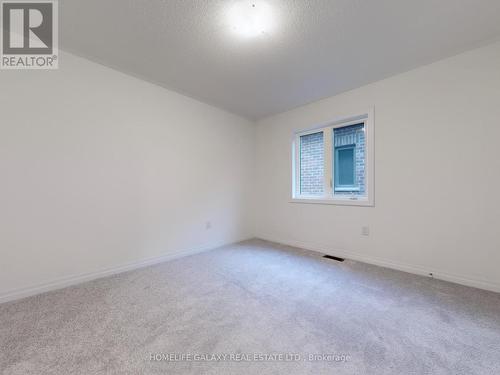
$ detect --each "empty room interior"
[1,1,500,374]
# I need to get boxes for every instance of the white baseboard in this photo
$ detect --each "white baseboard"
[0,239,246,304]
[3,236,497,304]
[257,235,500,294]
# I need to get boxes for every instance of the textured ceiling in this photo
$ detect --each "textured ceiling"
[60,0,500,120]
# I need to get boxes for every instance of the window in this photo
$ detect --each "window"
[292,110,374,206]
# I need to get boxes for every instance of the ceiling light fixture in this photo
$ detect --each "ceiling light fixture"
[226,1,275,38]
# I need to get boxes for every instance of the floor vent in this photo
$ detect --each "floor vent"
[323,255,345,262]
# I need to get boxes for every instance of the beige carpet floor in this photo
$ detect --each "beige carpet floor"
[1,239,500,374]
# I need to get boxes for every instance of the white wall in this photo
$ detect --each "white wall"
[0,52,255,301]
[255,41,500,292]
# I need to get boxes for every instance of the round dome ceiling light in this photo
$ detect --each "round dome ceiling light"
[226,1,275,38]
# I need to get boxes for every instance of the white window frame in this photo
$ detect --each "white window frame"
[291,108,374,207]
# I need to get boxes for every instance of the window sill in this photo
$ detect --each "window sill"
[290,197,374,207]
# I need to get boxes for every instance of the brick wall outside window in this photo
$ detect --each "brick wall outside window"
[299,132,324,196]
[298,124,365,197]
